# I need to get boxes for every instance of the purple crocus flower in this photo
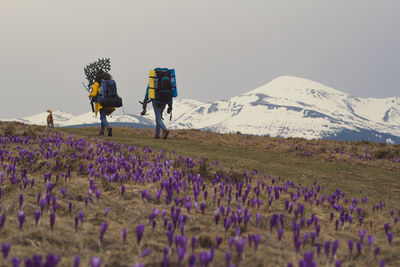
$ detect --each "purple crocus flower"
[200,202,206,214]
[50,213,56,231]
[384,223,389,234]
[121,228,127,243]
[367,235,375,248]
[46,182,53,194]
[163,246,169,257]
[348,240,354,256]
[11,257,21,267]
[43,253,60,267]
[2,243,11,260]
[26,254,42,267]
[69,202,72,215]
[256,213,261,226]
[37,192,42,205]
[302,232,308,247]
[332,240,339,257]
[78,211,84,224]
[177,247,186,264]
[136,224,145,245]
[225,251,232,266]
[301,252,314,267]
[236,228,241,237]
[35,210,41,226]
[316,243,321,255]
[185,201,192,214]
[139,249,151,258]
[335,260,342,267]
[95,190,101,201]
[278,228,284,241]
[121,185,126,198]
[254,234,260,251]
[387,232,394,245]
[215,210,220,225]
[161,254,169,267]
[216,237,223,248]
[18,211,25,230]
[100,222,108,242]
[235,237,246,259]
[19,194,23,210]
[39,198,47,212]
[188,254,196,267]
[310,232,317,244]
[191,236,196,252]
[380,259,385,267]
[356,242,363,255]
[324,241,330,257]
[75,217,79,232]
[74,255,80,267]
[374,246,380,259]
[90,257,101,267]
[358,230,366,242]
[60,188,66,198]
[167,230,174,247]
[104,207,109,217]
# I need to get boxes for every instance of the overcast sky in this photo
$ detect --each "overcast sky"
[1,0,399,118]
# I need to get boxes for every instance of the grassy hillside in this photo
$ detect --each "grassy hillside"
[0,121,399,267]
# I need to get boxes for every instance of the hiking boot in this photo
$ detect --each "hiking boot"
[162,130,170,139]
[98,130,104,136]
[107,127,112,137]
[154,135,160,139]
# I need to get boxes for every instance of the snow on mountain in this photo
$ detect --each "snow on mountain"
[2,76,400,143]
[163,76,400,142]
[3,110,154,128]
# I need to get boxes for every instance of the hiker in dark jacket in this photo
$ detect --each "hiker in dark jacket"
[89,70,115,136]
[141,79,172,139]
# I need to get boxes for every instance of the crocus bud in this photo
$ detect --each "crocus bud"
[50,213,56,231]
[74,255,80,267]
[90,257,101,267]
[18,211,25,231]
[1,243,11,260]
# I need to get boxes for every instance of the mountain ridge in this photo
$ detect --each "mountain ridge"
[2,76,400,143]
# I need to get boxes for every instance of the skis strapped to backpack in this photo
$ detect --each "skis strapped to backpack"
[98,80,123,108]
[148,68,177,104]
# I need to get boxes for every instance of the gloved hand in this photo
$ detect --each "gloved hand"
[140,100,148,116]
[167,106,172,114]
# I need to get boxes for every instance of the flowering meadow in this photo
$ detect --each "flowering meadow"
[0,122,399,267]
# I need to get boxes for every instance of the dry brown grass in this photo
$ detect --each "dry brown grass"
[0,122,399,267]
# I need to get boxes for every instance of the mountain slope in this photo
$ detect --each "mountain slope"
[164,76,400,142]
[2,76,400,143]
[7,111,154,128]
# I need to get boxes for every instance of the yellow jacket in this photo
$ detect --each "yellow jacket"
[89,82,115,116]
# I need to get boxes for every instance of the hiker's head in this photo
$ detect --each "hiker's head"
[95,70,112,83]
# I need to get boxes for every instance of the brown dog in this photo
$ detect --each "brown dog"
[46,110,54,128]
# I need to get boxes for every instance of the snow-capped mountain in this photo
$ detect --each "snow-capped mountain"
[2,76,400,143]
[3,110,154,129]
[164,76,400,143]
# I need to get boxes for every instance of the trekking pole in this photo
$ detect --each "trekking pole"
[90,98,95,113]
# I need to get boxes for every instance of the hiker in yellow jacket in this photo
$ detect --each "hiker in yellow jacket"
[89,70,115,136]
